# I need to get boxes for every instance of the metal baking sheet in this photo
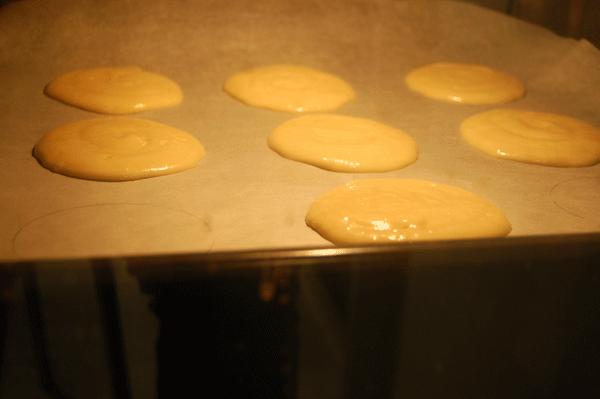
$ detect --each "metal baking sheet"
[1,0,599,261]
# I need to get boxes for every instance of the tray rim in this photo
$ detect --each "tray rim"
[3,232,599,270]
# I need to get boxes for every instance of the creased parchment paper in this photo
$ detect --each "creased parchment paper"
[1,0,599,261]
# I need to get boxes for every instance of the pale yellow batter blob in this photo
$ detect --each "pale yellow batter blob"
[268,114,418,172]
[224,64,355,112]
[306,179,511,244]
[405,62,524,104]
[34,118,205,181]
[45,66,183,114]
[461,109,600,167]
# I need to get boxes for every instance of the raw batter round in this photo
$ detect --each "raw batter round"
[461,109,600,167]
[306,179,511,244]
[34,117,205,181]
[45,66,183,114]
[268,114,418,172]
[405,62,525,104]
[224,64,355,112]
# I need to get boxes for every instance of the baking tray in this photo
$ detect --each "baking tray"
[1,0,599,261]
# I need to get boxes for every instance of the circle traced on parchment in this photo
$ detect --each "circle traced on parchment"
[13,203,213,258]
[550,177,600,220]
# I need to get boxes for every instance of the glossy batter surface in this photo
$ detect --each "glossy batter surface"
[224,64,355,112]
[268,114,418,172]
[45,66,183,114]
[461,109,600,167]
[306,179,511,244]
[34,118,205,181]
[405,62,524,104]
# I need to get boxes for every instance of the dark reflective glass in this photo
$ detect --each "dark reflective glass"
[1,234,599,398]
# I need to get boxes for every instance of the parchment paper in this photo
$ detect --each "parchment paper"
[1,0,599,261]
